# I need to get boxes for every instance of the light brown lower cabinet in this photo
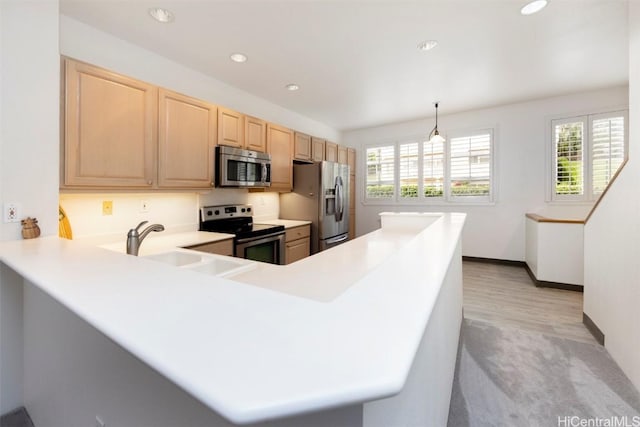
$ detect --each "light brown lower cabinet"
[285,225,311,264]
[184,239,234,256]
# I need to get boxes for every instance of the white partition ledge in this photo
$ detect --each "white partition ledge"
[525,213,584,287]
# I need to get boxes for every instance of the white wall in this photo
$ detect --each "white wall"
[343,87,628,261]
[1,0,59,241]
[0,0,60,415]
[584,3,640,392]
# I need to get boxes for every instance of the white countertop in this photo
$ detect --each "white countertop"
[98,231,234,256]
[0,213,465,424]
[259,219,311,229]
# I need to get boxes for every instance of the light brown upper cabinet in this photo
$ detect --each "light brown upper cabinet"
[294,132,312,161]
[245,115,267,152]
[218,107,244,148]
[325,141,338,162]
[312,137,326,162]
[158,89,217,188]
[63,59,157,188]
[267,123,294,192]
[338,145,348,165]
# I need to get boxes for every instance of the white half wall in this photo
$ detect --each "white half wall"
[343,87,628,261]
[584,3,640,392]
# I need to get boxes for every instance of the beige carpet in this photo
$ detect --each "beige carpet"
[448,319,640,426]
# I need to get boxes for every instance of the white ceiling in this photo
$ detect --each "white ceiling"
[59,0,629,132]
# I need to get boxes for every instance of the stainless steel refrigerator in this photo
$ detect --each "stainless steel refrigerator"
[280,161,350,254]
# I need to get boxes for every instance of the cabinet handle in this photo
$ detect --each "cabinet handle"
[147,180,153,185]
[211,182,215,187]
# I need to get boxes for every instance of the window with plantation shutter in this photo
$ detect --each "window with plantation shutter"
[449,132,492,199]
[364,128,494,204]
[399,142,419,198]
[366,145,395,198]
[591,114,625,196]
[553,118,585,198]
[423,139,444,197]
[549,110,627,202]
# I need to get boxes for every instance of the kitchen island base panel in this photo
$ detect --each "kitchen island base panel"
[22,281,364,427]
[363,241,462,427]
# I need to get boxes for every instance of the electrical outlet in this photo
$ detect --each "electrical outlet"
[102,201,113,216]
[3,202,20,223]
[140,200,149,213]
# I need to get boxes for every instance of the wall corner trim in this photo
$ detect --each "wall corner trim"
[582,312,605,346]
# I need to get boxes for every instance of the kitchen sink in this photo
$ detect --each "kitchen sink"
[144,251,203,266]
[189,257,255,278]
[142,249,255,278]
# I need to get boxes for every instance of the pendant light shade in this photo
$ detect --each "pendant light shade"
[429,102,445,144]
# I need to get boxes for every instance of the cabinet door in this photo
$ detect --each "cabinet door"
[285,237,310,264]
[245,115,267,152]
[267,123,294,191]
[325,141,338,162]
[294,132,312,161]
[312,137,325,162]
[218,107,244,148]
[158,89,216,188]
[64,59,156,188]
[338,145,348,165]
[185,239,234,256]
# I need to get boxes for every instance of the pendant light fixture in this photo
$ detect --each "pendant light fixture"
[429,102,445,144]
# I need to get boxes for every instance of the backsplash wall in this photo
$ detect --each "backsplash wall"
[59,193,200,241]
[59,189,280,241]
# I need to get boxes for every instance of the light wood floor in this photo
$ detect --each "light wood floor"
[463,261,598,344]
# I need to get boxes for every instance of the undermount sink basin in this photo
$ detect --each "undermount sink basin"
[189,257,254,278]
[142,249,255,278]
[144,251,203,266]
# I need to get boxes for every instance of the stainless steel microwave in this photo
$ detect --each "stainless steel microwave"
[215,145,271,187]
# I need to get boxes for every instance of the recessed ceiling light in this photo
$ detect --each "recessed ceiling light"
[148,7,174,23]
[285,84,300,91]
[418,40,438,51]
[230,53,248,63]
[520,0,548,15]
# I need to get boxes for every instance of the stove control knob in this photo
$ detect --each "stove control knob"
[214,210,220,216]
[241,208,246,212]
[207,210,213,216]
[247,207,252,212]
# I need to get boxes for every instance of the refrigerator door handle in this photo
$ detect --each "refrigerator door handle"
[334,177,344,222]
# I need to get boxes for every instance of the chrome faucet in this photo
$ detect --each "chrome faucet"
[126,221,165,256]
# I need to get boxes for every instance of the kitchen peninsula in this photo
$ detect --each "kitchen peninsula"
[0,212,465,427]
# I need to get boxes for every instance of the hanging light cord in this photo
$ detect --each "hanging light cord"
[429,102,440,140]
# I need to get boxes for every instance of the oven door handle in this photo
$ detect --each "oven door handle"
[235,231,284,245]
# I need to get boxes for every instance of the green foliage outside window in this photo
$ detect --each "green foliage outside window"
[556,157,582,194]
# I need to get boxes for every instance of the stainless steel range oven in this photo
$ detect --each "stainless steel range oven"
[199,204,285,265]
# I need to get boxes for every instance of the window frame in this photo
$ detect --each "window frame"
[547,109,628,203]
[363,127,496,205]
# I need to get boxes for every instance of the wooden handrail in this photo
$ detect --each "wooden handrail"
[525,213,585,224]
[585,158,629,223]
